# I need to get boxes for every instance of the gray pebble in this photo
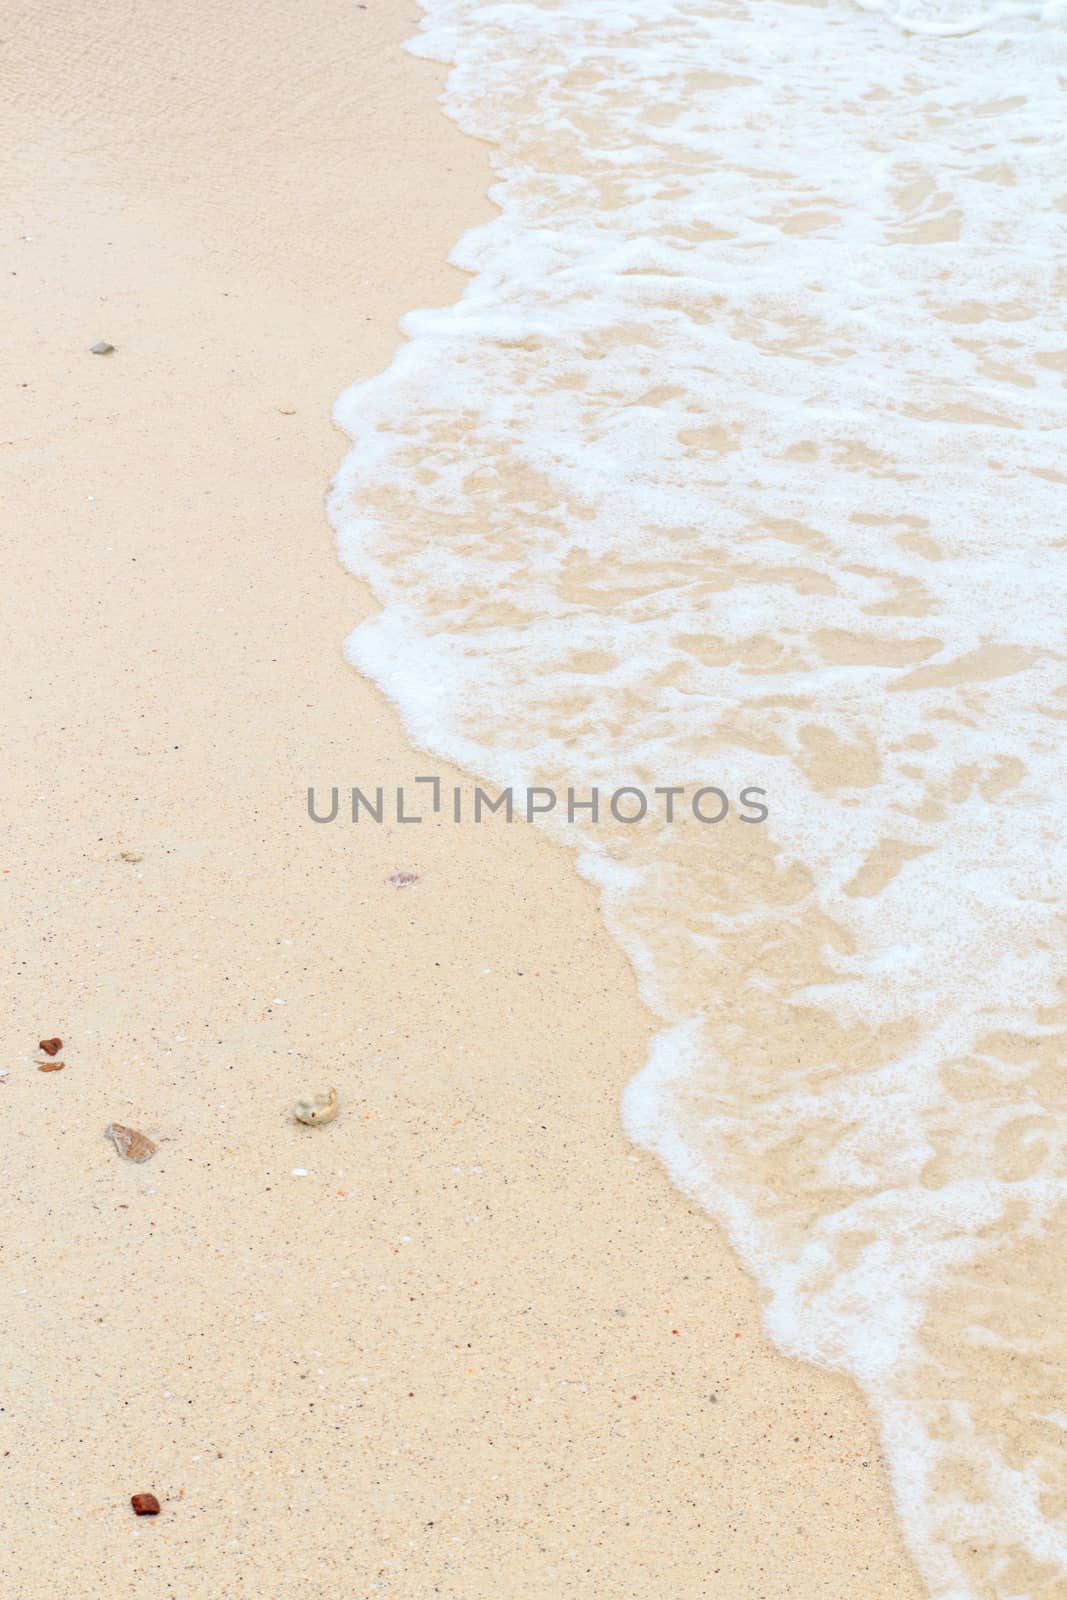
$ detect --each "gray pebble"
[90,341,115,355]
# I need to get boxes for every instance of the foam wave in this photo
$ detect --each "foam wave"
[330,1,1067,1591]
[854,0,1061,38]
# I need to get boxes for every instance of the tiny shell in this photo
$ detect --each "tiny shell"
[105,1123,157,1162]
[38,1061,65,1073]
[292,1087,338,1125]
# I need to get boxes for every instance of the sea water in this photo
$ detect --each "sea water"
[329,1,1067,1592]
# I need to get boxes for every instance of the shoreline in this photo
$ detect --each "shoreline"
[3,1,923,1594]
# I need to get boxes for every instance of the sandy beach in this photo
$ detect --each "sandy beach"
[2,1,926,1593]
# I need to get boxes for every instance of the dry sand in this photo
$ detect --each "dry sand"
[2,1,924,1594]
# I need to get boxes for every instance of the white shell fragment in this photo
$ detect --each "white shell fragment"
[292,1087,338,1126]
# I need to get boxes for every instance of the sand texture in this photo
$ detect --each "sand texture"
[2,1,923,1594]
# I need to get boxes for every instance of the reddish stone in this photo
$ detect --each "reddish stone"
[130,1493,160,1516]
[38,1038,62,1056]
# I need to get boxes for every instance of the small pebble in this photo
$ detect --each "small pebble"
[130,1493,160,1516]
[38,1037,62,1056]
[291,1168,309,1177]
[387,870,419,888]
[105,1123,157,1163]
[292,1087,338,1125]
[38,1061,65,1073]
[90,341,115,355]
[118,850,143,863]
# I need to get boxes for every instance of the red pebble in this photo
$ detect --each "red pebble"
[130,1493,160,1516]
[38,1038,62,1056]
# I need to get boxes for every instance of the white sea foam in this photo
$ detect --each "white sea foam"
[331,0,1067,1591]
